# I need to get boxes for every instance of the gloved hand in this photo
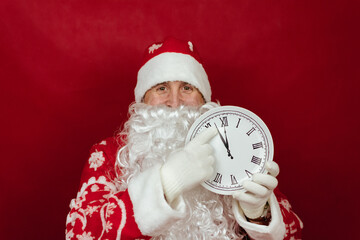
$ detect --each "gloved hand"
[160,128,217,205]
[233,161,279,219]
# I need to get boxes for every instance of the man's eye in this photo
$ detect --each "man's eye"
[157,86,167,91]
[183,85,193,91]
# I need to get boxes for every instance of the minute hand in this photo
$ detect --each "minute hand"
[214,123,234,159]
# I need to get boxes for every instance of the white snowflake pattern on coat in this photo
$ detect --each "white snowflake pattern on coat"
[67,138,303,239]
[104,221,113,233]
[88,150,105,171]
[70,176,116,209]
[66,229,74,240]
[76,231,95,240]
[106,202,116,218]
[279,197,303,239]
[70,190,88,210]
[90,184,99,192]
[67,176,119,233]
[85,205,100,217]
[279,198,292,212]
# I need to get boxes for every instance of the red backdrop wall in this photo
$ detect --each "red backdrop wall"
[1,0,359,239]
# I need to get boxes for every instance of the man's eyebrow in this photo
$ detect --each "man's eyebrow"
[180,81,193,86]
[153,82,168,87]
[148,82,168,90]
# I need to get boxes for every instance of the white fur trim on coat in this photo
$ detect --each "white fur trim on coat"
[128,164,186,236]
[136,52,211,102]
[232,193,286,240]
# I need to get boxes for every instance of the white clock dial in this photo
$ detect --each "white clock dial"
[185,106,274,195]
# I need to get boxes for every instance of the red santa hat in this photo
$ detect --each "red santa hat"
[135,37,211,103]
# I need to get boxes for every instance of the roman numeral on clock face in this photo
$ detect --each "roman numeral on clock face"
[220,116,228,127]
[245,170,253,178]
[252,142,263,149]
[246,127,256,136]
[213,173,222,183]
[230,175,238,185]
[204,122,211,128]
[251,156,262,165]
[236,118,241,128]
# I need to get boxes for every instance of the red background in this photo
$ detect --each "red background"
[1,0,359,239]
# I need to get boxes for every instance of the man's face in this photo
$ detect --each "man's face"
[143,81,205,108]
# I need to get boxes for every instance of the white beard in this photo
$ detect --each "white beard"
[115,103,245,239]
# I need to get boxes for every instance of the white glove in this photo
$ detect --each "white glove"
[161,128,217,205]
[233,161,279,219]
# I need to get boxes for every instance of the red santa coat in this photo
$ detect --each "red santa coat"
[66,137,303,240]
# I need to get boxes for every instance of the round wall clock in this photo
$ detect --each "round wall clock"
[185,106,274,195]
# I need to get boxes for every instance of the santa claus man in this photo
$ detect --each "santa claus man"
[66,37,303,239]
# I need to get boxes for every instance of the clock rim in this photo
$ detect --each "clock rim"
[185,105,274,195]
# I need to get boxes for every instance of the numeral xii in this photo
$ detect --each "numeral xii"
[220,116,228,127]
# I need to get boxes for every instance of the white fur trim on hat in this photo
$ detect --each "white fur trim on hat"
[135,52,211,103]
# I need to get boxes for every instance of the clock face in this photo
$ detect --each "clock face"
[185,106,274,195]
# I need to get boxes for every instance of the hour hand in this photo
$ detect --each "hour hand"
[223,125,229,148]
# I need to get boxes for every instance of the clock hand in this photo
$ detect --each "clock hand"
[214,123,234,159]
[214,123,227,146]
[223,125,234,159]
[223,126,229,148]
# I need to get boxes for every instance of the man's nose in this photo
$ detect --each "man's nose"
[166,90,182,108]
